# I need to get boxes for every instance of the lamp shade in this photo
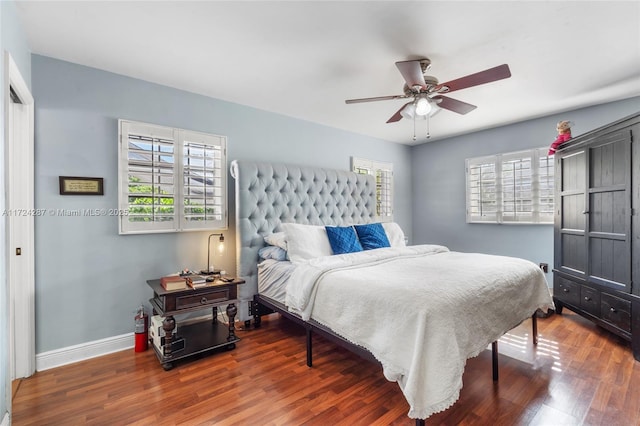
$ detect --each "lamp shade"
[401,98,442,120]
[400,103,427,121]
[415,97,432,116]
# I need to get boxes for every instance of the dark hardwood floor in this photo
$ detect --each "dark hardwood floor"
[12,310,640,425]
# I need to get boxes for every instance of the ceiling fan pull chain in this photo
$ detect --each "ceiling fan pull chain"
[426,116,431,140]
[413,114,417,141]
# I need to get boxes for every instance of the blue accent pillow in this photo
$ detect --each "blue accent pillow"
[354,223,391,250]
[325,226,363,255]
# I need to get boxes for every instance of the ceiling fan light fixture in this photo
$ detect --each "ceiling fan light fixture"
[415,96,432,116]
[400,103,427,121]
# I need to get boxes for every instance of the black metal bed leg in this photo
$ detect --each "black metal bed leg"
[252,299,262,328]
[416,419,425,426]
[532,313,538,345]
[492,341,499,381]
[306,327,313,367]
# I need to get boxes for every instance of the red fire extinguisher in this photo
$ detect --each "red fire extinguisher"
[134,304,148,352]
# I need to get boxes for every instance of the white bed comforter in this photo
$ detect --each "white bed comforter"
[285,245,554,419]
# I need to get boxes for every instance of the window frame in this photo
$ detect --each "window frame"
[465,147,554,225]
[352,157,393,222]
[118,119,227,234]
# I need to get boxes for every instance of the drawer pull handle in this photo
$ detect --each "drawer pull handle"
[584,297,591,301]
[563,288,569,293]
[610,307,616,313]
[201,297,208,304]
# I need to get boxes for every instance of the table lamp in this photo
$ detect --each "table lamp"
[203,233,224,275]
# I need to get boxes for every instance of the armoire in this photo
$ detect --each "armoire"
[553,111,640,361]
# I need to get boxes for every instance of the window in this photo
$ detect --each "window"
[118,120,227,234]
[352,157,393,221]
[466,147,553,224]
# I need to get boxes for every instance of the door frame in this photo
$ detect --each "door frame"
[4,51,35,380]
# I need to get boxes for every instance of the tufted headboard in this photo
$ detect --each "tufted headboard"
[230,160,378,321]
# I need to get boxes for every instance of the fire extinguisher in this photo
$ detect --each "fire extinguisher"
[134,304,148,352]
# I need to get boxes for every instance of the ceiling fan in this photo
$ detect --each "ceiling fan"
[345,58,511,136]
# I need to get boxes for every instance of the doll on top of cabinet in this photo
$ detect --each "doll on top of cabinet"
[548,120,573,155]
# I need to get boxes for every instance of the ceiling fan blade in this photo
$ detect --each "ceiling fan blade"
[395,60,426,89]
[432,95,477,115]
[345,95,407,104]
[436,64,511,93]
[386,102,412,123]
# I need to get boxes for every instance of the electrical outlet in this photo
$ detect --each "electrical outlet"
[539,263,548,273]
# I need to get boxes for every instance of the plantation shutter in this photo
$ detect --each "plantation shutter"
[118,120,227,234]
[501,151,533,223]
[119,121,176,234]
[466,148,554,224]
[352,157,393,221]
[466,156,499,222]
[536,147,555,223]
[180,130,226,230]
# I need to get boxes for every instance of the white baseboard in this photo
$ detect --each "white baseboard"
[34,311,238,372]
[36,333,134,372]
[1,411,9,426]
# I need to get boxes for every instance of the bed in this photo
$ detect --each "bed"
[231,160,554,424]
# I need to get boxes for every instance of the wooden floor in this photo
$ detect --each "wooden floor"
[12,310,640,425]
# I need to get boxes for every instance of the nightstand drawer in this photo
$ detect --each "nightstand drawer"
[176,288,230,310]
[601,292,631,332]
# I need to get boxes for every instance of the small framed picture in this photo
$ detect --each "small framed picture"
[59,176,104,195]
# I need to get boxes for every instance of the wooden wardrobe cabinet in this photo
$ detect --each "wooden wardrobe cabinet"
[553,112,640,361]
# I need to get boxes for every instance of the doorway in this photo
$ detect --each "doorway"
[5,52,35,380]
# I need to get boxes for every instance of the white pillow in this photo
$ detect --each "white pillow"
[264,232,288,250]
[382,222,406,247]
[280,223,333,263]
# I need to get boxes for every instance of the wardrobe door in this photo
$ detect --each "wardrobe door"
[555,149,587,280]
[587,130,631,293]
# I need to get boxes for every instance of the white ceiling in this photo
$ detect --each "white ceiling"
[15,1,640,145]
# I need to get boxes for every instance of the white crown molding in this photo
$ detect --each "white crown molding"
[36,333,133,372]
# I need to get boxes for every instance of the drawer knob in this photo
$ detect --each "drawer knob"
[584,296,591,301]
[201,297,208,304]
[610,307,616,313]
[563,288,569,293]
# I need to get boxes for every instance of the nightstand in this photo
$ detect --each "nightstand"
[146,276,245,370]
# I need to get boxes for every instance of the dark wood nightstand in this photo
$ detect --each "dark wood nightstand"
[146,276,245,370]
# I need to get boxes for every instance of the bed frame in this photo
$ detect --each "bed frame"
[231,160,538,425]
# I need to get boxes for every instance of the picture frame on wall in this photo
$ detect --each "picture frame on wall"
[59,176,104,195]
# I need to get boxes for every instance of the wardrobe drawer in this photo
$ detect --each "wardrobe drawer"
[555,277,581,307]
[601,292,631,332]
[580,286,600,316]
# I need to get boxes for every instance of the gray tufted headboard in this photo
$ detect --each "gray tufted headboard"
[230,160,378,321]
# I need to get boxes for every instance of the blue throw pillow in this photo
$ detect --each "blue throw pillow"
[354,223,391,250]
[325,226,363,255]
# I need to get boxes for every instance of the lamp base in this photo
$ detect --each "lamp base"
[200,269,221,276]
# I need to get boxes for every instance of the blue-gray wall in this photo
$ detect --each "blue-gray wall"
[1,0,32,420]
[32,54,412,353]
[410,97,640,285]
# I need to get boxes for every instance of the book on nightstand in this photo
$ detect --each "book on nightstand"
[160,275,188,291]
[186,275,208,288]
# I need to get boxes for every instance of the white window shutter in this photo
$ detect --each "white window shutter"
[118,120,227,234]
[180,130,227,231]
[466,148,553,225]
[119,121,177,234]
[466,156,498,223]
[352,157,393,222]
